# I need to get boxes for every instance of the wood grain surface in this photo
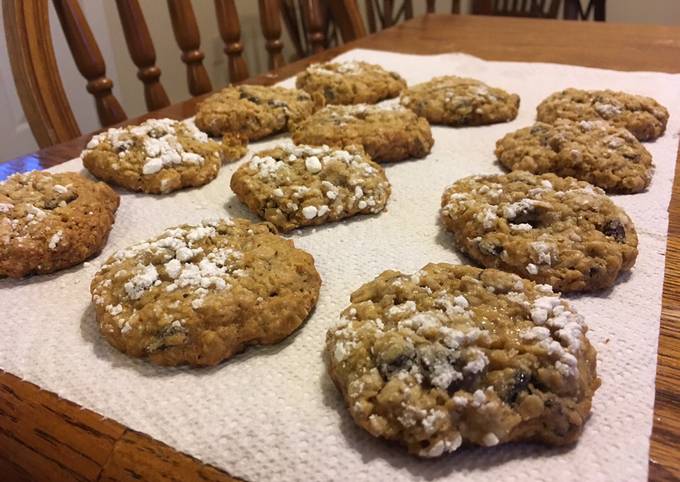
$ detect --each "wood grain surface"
[1,13,678,481]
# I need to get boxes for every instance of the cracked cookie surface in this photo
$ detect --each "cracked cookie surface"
[195,85,315,140]
[400,76,520,126]
[91,218,321,367]
[230,144,390,232]
[0,171,119,278]
[291,104,433,163]
[82,118,224,194]
[440,171,638,292]
[496,119,653,193]
[325,263,599,457]
[296,61,406,105]
[536,88,668,141]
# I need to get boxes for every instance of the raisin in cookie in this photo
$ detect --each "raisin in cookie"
[296,61,406,106]
[91,218,321,367]
[536,88,668,141]
[326,263,599,457]
[231,144,390,232]
[83,118,224,194]
[400,76,520,126]
[496,119,653,193]
[0,171,119,278]
[440,171,638,292]
[194,84,314,139]
[291,104,433,163]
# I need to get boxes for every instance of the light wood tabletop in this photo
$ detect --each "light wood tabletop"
[1,13,679,482]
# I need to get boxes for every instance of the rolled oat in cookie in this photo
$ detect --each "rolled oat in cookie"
[194,84,314,139]
[0,171,119,278]
[536,88,668,141]
[400,76,520,126]
[291,104,433,163]
[440,171,638,293]
[220,132,249,161]
[82,118,224,194]
[296,60,406,106]
[91,218,321,367]
[496,119,654,193]
[325,263,599,457]
[231,144,391,232]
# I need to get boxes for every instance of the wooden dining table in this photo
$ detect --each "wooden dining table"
[1,13,679,482]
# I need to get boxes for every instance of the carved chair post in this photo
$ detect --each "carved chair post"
[167,0,213,96]
[214,0,249,83]
[383,0,394,28]
[52,0,126,127]
[115,0,171,111]
[259,0,285,70]
[329,0,367,42]
[300,0,327,54]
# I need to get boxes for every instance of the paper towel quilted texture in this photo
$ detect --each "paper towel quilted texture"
[1,50,679,482]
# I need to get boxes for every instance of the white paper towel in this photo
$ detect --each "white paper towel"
[2,49,679,482]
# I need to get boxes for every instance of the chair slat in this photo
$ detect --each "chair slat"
[476,0,561,17]
[167,0,212,96]
[329,0,367,42]
[4,0,310,148]
[365,0,377,33]
[115,0,170,111]
[546,0,561,17]
[214,0,249,83]
[281,0,306,58]
[564,0,605,21]
[383,0,394,27]
[3,0,80,147]
[300,0,326,54]
[403,0,413,19]
[258,0,285,70]
[52,0,126,127]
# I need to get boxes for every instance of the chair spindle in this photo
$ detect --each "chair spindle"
[259,0,285,70]
[167,0,212,96]
[301,0,326,54]
[52,0,126,127]
[215,0,249,83]
[115,0,170,111]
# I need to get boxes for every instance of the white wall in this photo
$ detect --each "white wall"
[605,0,680,25]
[1,0,679,162]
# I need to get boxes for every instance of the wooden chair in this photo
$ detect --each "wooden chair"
[471,0,562,18]
[365,1,461,32]
[330,0,458,41]
[281,0,339,59]
[563,0,605,21]
[472,0,605,20]
[2,0,297,149]
[329,0,368,42]
[330,0,605,43]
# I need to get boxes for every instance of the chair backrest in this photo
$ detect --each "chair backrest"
[282,0,339,59]
[3,0,299,148]
[472,0,562,18]
[364,1,460,33]
[364,0,414,32]
[328,0,367,42]
[563,0,605,21]
[330,0,601,45]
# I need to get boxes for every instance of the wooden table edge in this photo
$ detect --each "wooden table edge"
[1,13,679,481]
